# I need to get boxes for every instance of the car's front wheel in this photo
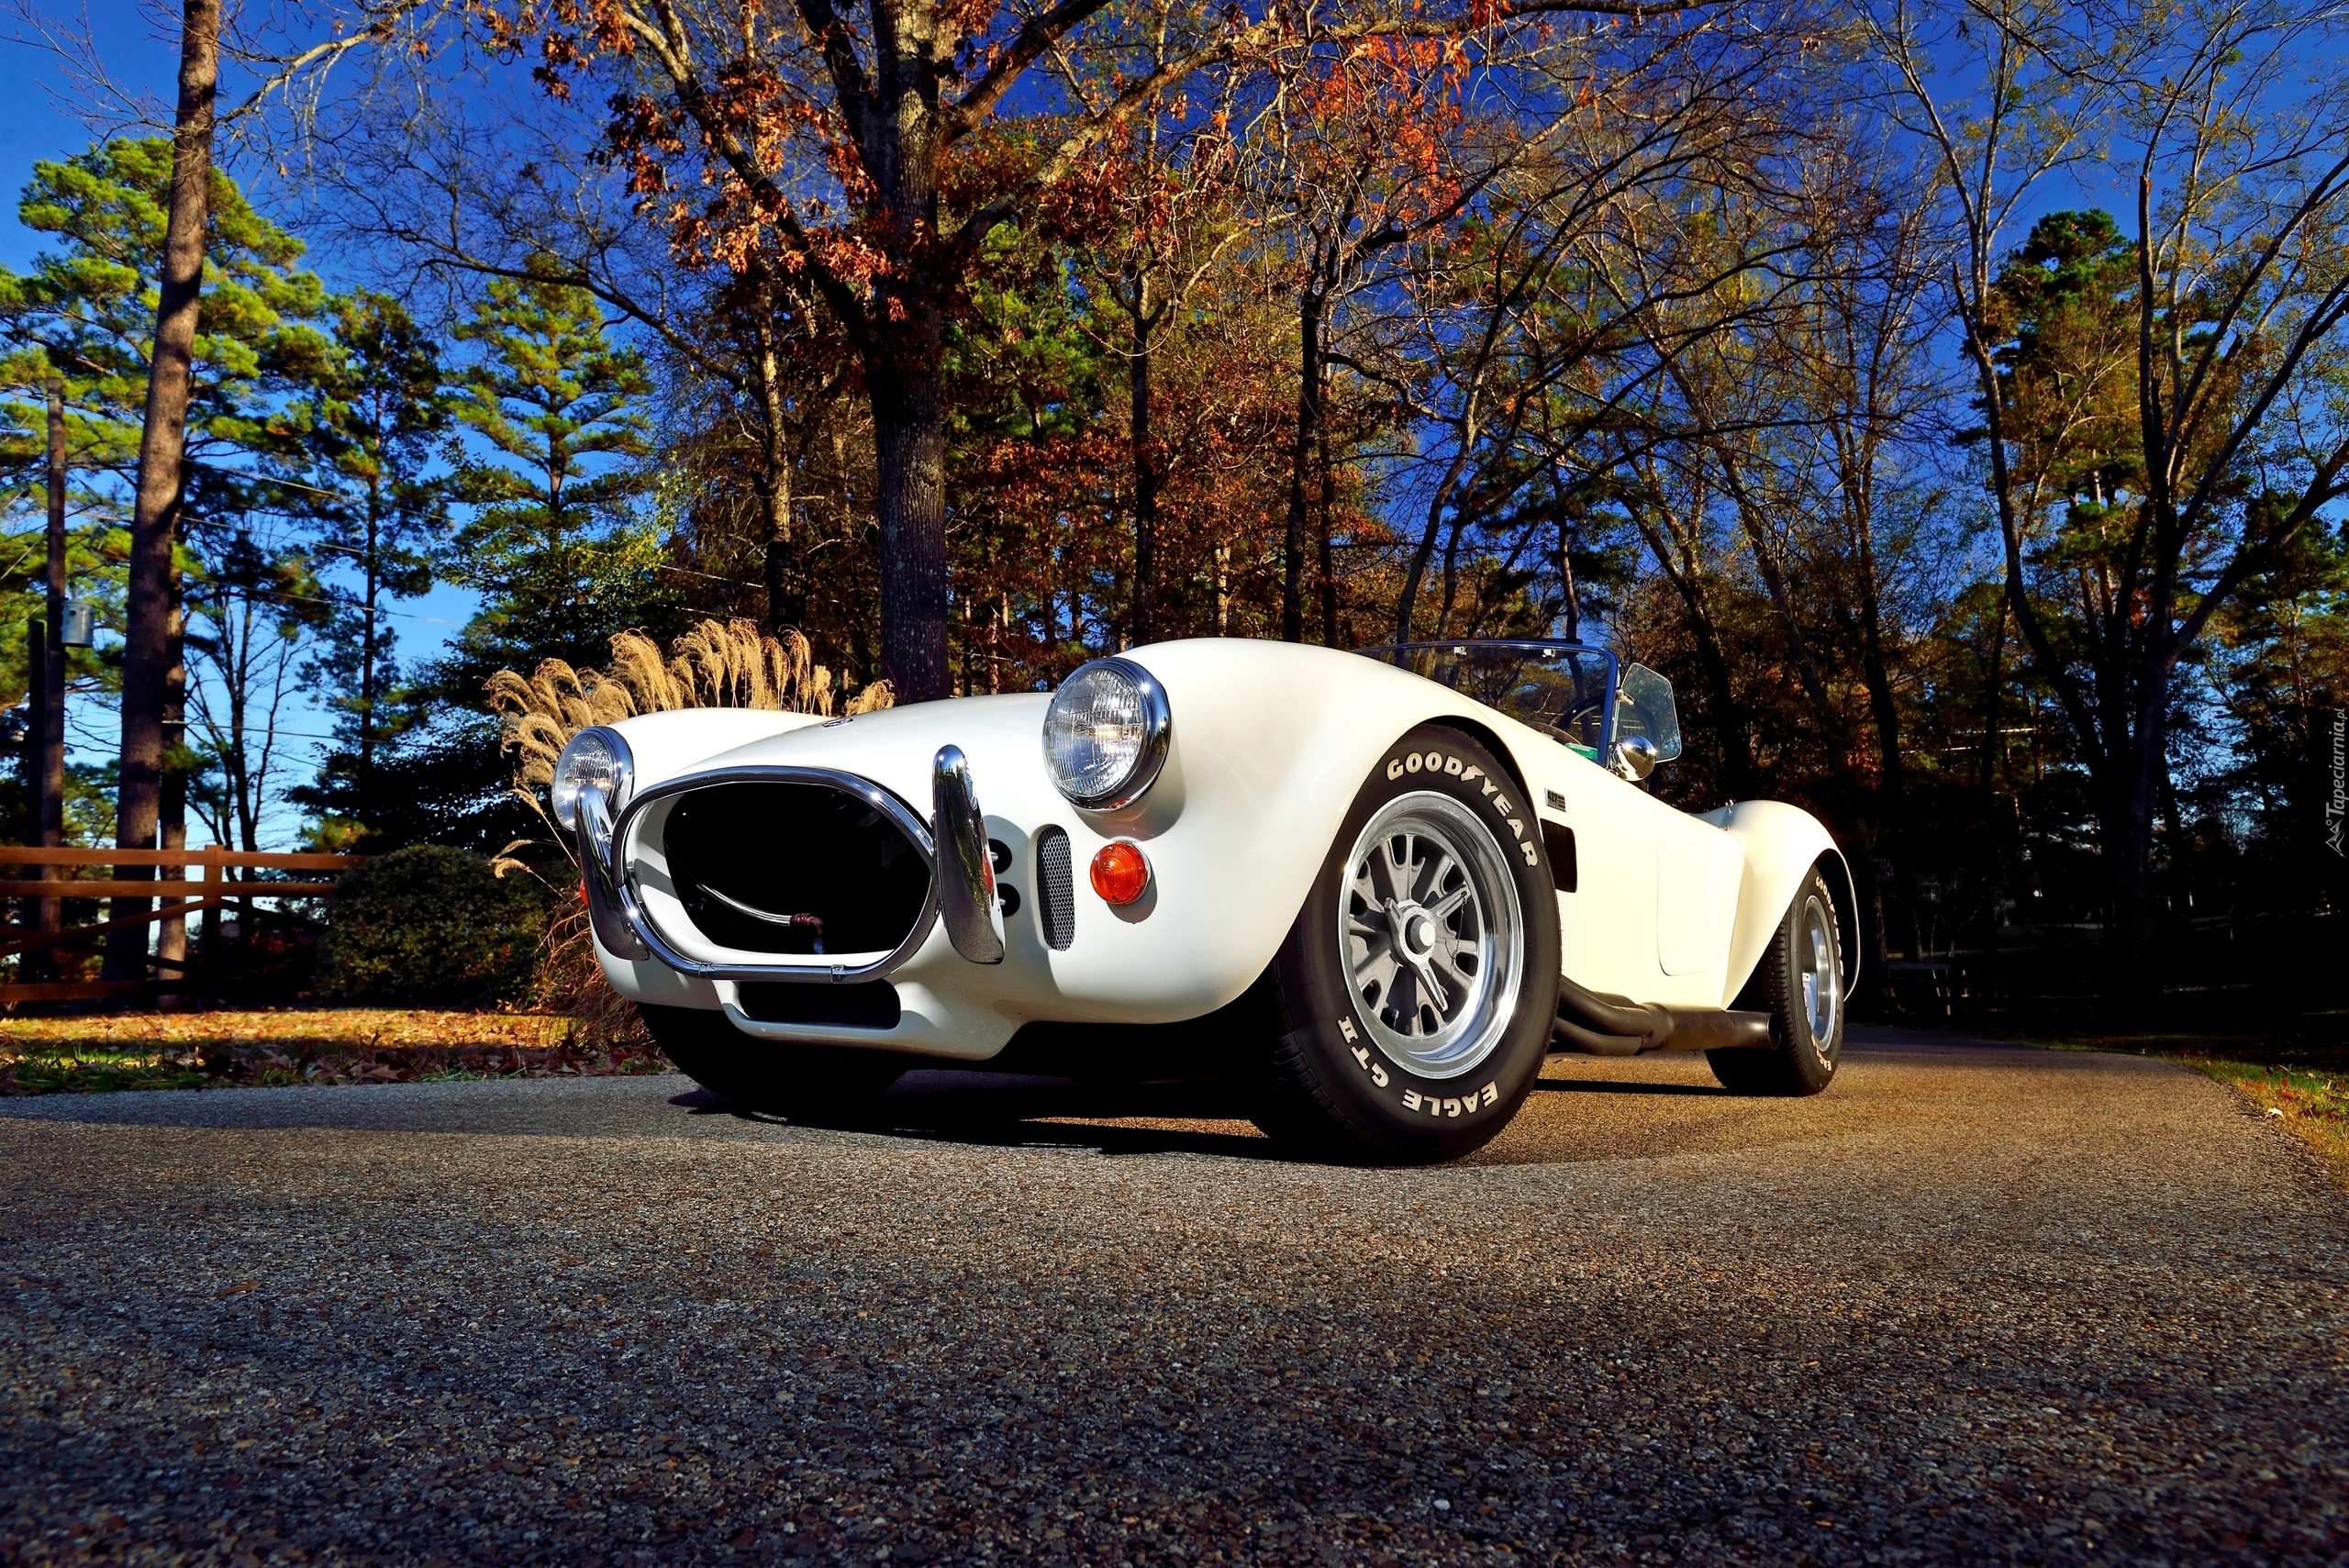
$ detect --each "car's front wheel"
[1709,864,1845,1095]
[640,1004,910,1114]
[1252,727,1562,1163]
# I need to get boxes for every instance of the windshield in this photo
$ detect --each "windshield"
[1614,662,1683,762]
[1356,640,1617,759]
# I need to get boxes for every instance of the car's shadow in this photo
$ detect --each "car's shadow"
[1531,1077,1732,1098]
[673,1073,1305,1161]
[673,1057,1740,1162]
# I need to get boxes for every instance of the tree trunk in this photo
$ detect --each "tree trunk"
[754,307,804,636]
[1129,303,1157,646]
[1394,441,1474,646]
[34,379,66,983]
[1435,509,1467,639]
[158,588,188,982]
[22,624,47,984]
[1977,602,2006,796]
[870,352,951,699]
[1853,548,1919,960]
[1622,499,1756,799]
[106,0,218,984]
[359,480,381,796]
[1281,292,1322,643]
[1557,514,1580,643]
[2104,689,2167,989]
[1316,402,1338,645]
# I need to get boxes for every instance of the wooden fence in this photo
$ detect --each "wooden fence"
[0,846,360,1004]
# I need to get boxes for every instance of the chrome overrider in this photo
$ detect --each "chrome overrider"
[579,747,1005,985]
[931,745,1006,964]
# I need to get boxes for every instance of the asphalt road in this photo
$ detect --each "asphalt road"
[4,1029,2345,1567]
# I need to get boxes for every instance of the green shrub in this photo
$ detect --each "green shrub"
[317,845,550,1006]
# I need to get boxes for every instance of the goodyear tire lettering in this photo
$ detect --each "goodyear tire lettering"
[1443,755,1464,775]
[1461,765,1484,784]
[1521,842,1539,866]
[1406,754,1423,773]
[1403,1090,1423,1112]
[1386,759,1404,780]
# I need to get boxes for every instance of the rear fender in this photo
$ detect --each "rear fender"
[1707,799,1857,1006]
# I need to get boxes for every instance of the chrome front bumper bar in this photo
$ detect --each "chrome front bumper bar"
[584,746,1005,984]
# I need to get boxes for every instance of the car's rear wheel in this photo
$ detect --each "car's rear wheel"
[1252,727,1561,1163]
[639,1004,909,1114]
[1709,865,1845,1095]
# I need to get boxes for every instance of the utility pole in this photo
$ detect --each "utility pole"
[106,0,220,984]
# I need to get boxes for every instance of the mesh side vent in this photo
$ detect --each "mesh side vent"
[1036,827,1075,950]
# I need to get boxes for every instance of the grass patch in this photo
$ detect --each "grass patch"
[2181,1058,2349,1189]
[0,1008,670,1095]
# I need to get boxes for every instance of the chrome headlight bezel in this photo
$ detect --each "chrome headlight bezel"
[551,725,635,840]
[1041,657,1172,811]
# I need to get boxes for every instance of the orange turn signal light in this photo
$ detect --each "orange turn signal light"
[1089,840,1151,906]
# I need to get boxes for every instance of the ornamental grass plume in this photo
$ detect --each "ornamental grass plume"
[485,620,894,1044]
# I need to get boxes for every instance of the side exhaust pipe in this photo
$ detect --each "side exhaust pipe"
[933,746,1006,964]
[1553,973,1772,1056]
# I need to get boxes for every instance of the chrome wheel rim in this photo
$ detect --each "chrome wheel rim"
[1338,792,1524,1080]
[1799,895,1840,1050]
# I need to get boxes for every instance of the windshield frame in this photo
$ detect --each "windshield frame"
[1353,639,1620,758]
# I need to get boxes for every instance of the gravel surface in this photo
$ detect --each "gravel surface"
[4,1028,2345,1566]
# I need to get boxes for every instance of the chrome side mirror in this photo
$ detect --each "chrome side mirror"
[1614,734,1658,782]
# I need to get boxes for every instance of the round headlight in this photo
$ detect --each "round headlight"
[551,727,633,832]
[1042,658,1171,810]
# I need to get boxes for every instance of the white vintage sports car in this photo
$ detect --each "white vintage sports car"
[554,638,1855,1162]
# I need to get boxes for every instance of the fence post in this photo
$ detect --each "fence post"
[199,846,220,974]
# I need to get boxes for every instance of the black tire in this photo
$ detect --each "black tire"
[640,1004,909,1114]
[1252,726,1562,1163]
[1709,864,1845,1096]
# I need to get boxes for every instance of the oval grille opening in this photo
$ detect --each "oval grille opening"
[663,782,930,956]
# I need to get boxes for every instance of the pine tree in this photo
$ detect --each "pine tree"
[361,271,678,855]
[442,270,667,681]
[286,291,453,839]
[0,136,334,587]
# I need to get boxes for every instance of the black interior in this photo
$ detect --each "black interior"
[662,782,930,956]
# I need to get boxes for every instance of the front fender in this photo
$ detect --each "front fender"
[602,707,831,783]
[1088,640,1571,1017]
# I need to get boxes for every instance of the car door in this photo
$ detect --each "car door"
[1531,747,1663,998]
[1654,801,1742,984]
